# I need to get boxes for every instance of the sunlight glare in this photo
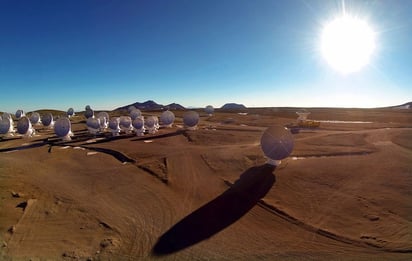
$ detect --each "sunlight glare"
[321,15,375,74]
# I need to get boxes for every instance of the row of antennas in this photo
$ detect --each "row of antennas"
[1,105,214,140]
[2,106,296,165]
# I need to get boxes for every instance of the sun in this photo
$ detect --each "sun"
[321,15,376,74]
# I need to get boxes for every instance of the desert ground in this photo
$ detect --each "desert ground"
[0,107,411,260]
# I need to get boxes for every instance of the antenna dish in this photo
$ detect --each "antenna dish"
[128,105,137,113]
[130,109,142,120]
[183,111,200,130]
[29,112,41,125]
[145,116,159,134]
[205,105,214,116]
[15,109,25,119]
[2,112,12,121]
[67,108,75,117]
[86,117,101,135]
[119,116,133,133]
[296,111,311,122]
[0,118,14,137]
[132,117,145,136]
[97,111,109,121]
[160,111,175,127]
[84,108,94,119]
[108,117,121,136]
[260,125,294,165]
[41,113,54,127]
[17,116,35,137]
[54,117,73,141]
[97,112,109,129]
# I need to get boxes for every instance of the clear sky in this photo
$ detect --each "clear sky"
[0,0,411,112]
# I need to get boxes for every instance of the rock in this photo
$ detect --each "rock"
[364,214,380,221]
[2,241,7,247]
[100,238,113,249]
[11,191,21,198]
[8,226,15,234]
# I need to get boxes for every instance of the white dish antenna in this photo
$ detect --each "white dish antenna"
[97,112,109,129]
[17,116,35,137]
[41,113,54,127]
[54,117,73,141]
[128,105,137,113]
[29,112,41,125]
[0,117,14,137]
[260,125,294,166]
[296,111,310,122]
[132,117,145,136]
[86,117,101,135]
[145,115,159,134]
[205,105,214,116]
[2,112,12,121]
[15,109,25,119]
[84,108,94,119]
[183,111,200,130]
[67,108,75,117]
[130,109,142,120]
[108,117,121,136]
[160,111,175,128]
[119,116,133,133]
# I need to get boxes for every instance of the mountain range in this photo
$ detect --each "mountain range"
[116,100,248,111]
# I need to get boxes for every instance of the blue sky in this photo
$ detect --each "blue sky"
[0,0,411,112]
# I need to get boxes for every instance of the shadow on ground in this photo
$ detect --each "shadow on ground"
[152,164,276,255]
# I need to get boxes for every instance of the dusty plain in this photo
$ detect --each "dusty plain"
[0,107,411,260]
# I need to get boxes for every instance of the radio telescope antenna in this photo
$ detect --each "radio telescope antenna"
[132,116,145,136]
[17,116,35,137]
[160,111,175,128]
[108,117,121,136]
[119,116,133,134]
[260,125,294,166]
[0,116,14,137]
[29,112,41,125]
[205,105,214,116]
[2,112,12,121]
[84,108,94,119]
[128,105,137,113]
[67,108,75,118]
[97,112,109,130]
[41,113,54,128]
[145,116,159,134]
[130,109,142,120]
[15,109,25,119]
[86,117,101,135]
[296,110,311,123]
[183,111,199,130]
[54,117,73,141]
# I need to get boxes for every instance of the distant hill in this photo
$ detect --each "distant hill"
[165,103,186,110]
[116,100,185,111]
[220,103,247,110]
[390,102,412,109]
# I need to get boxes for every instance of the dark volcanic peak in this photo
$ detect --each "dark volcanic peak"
[117,100,185,111]
[165,103,186,110]
[220,103,247,110]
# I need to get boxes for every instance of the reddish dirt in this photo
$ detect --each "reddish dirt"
[0,108,411,260]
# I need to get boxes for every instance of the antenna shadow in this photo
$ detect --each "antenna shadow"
[152,164,276,256]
